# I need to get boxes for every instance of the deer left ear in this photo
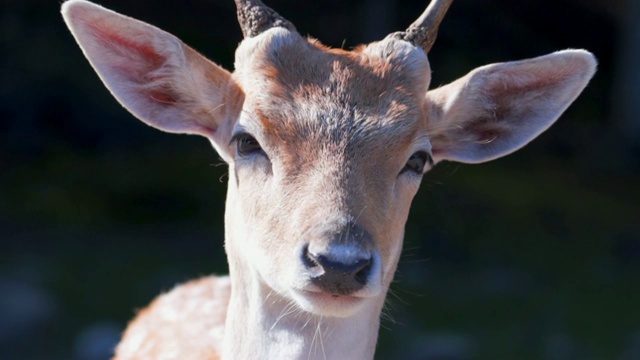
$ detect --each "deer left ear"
[426,50,597,164]
[61,0,242,159]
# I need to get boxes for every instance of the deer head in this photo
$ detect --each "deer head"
[62,0,596,358]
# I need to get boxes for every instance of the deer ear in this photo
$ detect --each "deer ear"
[61,0,242,155]
[426,50,596,164]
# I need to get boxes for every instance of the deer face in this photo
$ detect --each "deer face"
[62,0,596,321]
[223,29,433,316]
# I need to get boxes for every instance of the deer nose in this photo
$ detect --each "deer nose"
[302,245,373,295]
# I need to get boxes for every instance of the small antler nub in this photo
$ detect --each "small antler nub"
[388,0,453,53]
[234,0,296,38]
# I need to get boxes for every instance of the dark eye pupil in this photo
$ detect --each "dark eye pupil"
[236,134,262,156]
[404,151,431,174]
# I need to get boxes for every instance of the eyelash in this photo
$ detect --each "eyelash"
[400,151,433,175]
[231,132,264,157]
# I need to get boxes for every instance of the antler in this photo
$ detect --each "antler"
[234,0,296,38]
[388,0,453,53]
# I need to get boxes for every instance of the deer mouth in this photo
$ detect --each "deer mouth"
[290,288,368,317]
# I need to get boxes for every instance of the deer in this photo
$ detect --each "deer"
[61,0,596,358]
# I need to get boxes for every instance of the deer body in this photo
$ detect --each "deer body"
[61,0,597,359]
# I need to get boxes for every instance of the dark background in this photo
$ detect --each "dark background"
[1,0,638,359]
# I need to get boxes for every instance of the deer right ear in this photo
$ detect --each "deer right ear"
[61,0,242,159]
[425,50,596,164]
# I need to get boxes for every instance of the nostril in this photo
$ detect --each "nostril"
[354,258,372,285]
[301,244,321,269]
[304,250,319,268]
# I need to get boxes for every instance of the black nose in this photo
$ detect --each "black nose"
[302,245,373,295]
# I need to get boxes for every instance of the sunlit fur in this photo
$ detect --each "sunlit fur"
[218,29,435,359]
[61,0,597,359]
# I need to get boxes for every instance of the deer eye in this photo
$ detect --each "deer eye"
[232,133,263,157]
[401,151,433,175]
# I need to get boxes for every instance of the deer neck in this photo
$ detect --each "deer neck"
[222,257,383,360]
[220,165,389,359]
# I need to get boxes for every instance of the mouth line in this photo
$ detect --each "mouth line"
[289,287,375,317]
[293,289,367,306]
[300,289,360,299]
[292,281,382,300]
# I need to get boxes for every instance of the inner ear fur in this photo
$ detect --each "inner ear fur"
[426,50,597,164]
[61,0,242,157]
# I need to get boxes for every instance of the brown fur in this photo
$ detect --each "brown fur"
[114,276,230,360]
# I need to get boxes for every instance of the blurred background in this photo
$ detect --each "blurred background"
[1,0,638,359]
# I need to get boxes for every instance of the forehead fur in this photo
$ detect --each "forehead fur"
[232,28,432,157]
